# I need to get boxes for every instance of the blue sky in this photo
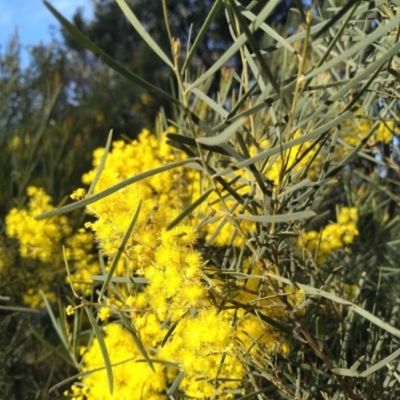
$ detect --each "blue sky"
[1,0,93,53]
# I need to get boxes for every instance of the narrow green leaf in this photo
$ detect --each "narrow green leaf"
[262,0,389,53]
[213,112,352,177]
[135,358,179,368]
[29,323,76,367]
[221,101,267,127]
[314,0,361,39]
[317,127,340,181]
[328,43,400,105]
[167,371,186,395]
[71,305,81,366]
[231,0,296,55]
[90,275,149,284]
[63,246,80,299]
[227,0,280,97]
[386,239,400,246]
[118,312,155,372]
[87,129,113,197]
[48,368,103,394]
[0,305,40,313]
[324,121,378,176]
[350,356,365,374]
[186,39,247,93]
[197,118,246,146]
[293,122,378,208]
[305,14,400,81]
[234,130,267,194]
[183,162,246,206]
[182,0,223,74]
[166,138,198,158]
[186,162,253,188]
[40,291,69,351]
[218,141,248,163]
[186,0,282,92]
[43,0,178,105]
[315,316,326,350]
[278,178,312,198]
[311,2,359,72]
[206,202,241,246]
[97,201,142,302]
[359,347,400,378]
[296,362,331,377]
[167,188,214,230]
[333,347,400,378]
[191,87,229,118]
[226,79,259,119]
[167,133,247,161]
[35,157,197,219]
[215,175,246,205]
[114,0,173,67]
[331,368,360,377]
[266,273,400,338]
[85,306,113,394]
[241,45,266,92]
[237,210,315,223]
[236,388,273,400]
[161,319,180,347]
[48,357,134,394]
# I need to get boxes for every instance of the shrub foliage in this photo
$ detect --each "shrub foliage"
[3,0,400,399]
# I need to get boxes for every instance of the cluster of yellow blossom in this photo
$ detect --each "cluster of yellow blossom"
[299,207,359,263]
[4,186,71,306]
[312,72,395,149]
[375,121,396,144]
[6,186,72,262]
[68,297,293,399]
[65,129,304,399]
[4,186,98,306]
[341,107,395,150]
[64,228,100,295]
[260,132,319,183]
[77,127,254,251]
[81,128,189,210]
[66,323,169,400]
[188,179,255,248]
[67,203,247,397]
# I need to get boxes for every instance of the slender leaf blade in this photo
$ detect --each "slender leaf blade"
[118,311,155,372]
[114,0,173,67]
[197,118,246,146]
[85,306,114,394]
[97,201,142,301]
[167,188,214,230]
[43,0,178,104]
[87,129,113,197]
[35,157,197,219]
[237,210,315,223]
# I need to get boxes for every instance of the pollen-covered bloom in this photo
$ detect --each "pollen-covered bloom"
[299,207,359,263]
[70,188,86,200]
[375,121,395,144]
[6,186,72,263]
[98,306,112,321]
[67,129,299,399]
[66,305,75,316]
[5,186,96,307]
